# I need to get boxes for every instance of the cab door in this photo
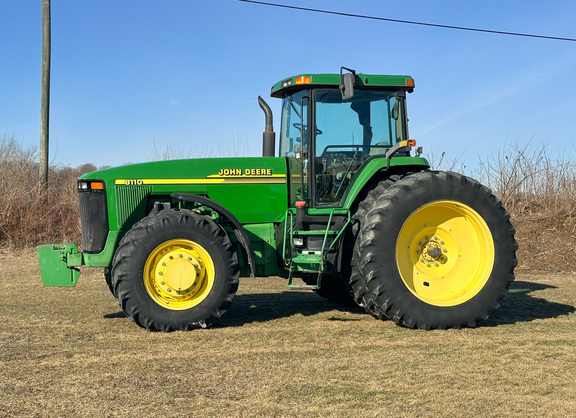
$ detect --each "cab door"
[278,90,311,206]
[311,89,408,208]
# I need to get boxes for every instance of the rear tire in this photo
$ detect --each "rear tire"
[347,174,406,311]
[104,268,115,298]
[356,171,517,329]
[111,209,239,331]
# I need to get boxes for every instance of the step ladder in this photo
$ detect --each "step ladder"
[283,207,350,290]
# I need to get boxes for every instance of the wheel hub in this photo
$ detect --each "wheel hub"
[418,236,448,267]
[155,251,204,297]
[144,239,215,310]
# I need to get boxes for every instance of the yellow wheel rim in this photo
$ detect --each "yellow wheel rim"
[144,239,215,310]
[396,200,494,307]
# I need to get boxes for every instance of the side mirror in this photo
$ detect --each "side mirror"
[340,72,355,101]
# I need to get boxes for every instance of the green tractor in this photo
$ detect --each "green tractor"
[37,68,517,331]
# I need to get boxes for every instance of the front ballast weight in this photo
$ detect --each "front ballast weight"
[37,243,81,286]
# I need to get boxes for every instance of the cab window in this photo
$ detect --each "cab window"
[313,89,407,205]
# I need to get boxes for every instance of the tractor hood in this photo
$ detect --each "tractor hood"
[78,156,289,227]
[79,157,287,184]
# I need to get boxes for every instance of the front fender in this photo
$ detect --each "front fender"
[171,193,256,278]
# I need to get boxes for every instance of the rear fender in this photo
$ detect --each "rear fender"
[343,157,429,209]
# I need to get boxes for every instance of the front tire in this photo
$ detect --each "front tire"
[111,209,239,331]
[356,171,517,329]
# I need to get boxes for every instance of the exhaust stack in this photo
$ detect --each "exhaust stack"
[258,96,275,157]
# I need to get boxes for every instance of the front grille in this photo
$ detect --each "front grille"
[79,190,109,253]
[115,185,151,228]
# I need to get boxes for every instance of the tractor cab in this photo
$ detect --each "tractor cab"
[271,69,416,208]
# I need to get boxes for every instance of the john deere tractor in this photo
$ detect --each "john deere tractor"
[37,68,517,331]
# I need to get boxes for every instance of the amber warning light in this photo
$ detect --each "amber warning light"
[294,76,311,85]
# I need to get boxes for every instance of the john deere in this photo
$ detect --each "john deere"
[37,68,517,331]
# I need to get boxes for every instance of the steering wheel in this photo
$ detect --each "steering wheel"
[293,123,323,136]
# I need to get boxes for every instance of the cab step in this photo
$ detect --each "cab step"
[283,207,351,292]
[287,284,319,291]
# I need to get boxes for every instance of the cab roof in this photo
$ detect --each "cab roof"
[270,73,415,98]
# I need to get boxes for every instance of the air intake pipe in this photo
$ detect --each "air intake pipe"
[258,96,275,157]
